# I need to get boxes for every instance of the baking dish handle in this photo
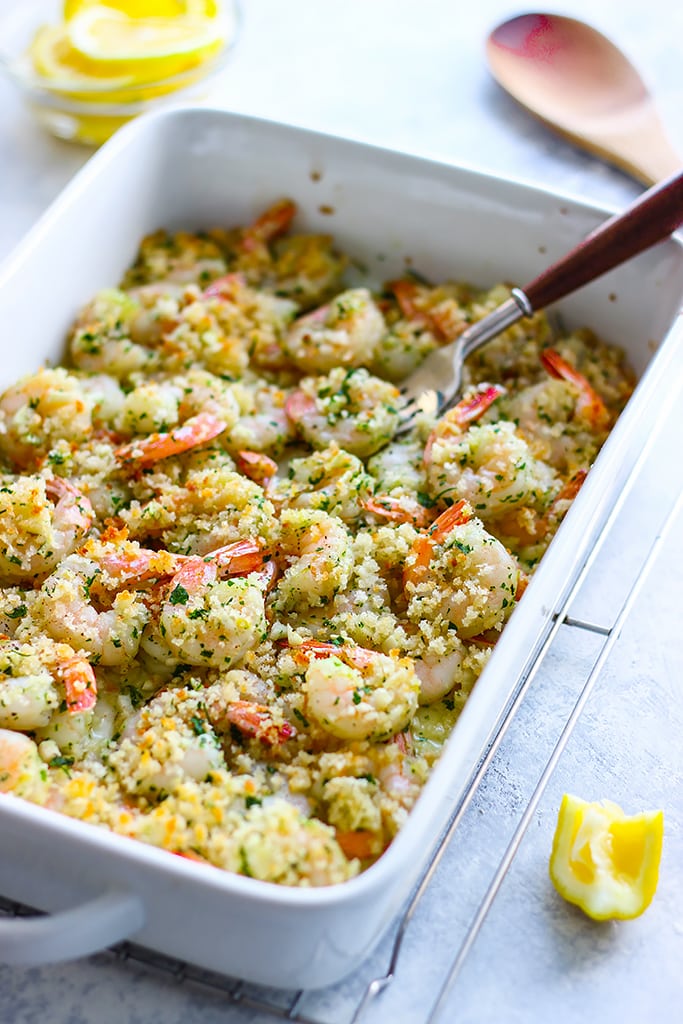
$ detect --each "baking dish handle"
[0,891,144,965]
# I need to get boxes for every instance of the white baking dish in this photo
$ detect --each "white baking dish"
[0,108,681,989]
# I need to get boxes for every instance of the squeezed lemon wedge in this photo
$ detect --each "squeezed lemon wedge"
[549,793,664,921]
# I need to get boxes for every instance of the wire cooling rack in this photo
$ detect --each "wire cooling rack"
[2,479,679,1024]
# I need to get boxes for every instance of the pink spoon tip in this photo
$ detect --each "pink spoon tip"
[489,13,564,61]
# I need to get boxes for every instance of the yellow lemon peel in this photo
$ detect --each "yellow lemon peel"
[30,25,136,88]
[549,793,664,921]
[66,6,226,67]
[62,2,222,23]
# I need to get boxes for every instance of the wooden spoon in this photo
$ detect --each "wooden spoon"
[486,13,681,186]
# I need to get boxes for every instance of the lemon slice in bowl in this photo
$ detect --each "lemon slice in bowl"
[62,2,223,21]
[23,0,237,144]
[30,24,136,88]
[66,5,227,69]
[549,793,664,921]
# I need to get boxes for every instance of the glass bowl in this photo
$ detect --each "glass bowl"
[0,0,240,146]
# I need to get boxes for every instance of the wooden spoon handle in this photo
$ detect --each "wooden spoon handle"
[523,170,683,311]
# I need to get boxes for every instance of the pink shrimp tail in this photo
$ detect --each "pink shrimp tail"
[253,558,279,593]
[168,540,264,596]
[428,499,472,542]
[452,385,504,428]
[553,469,587,505]
[289,639,342,664]
[207,539,264,575]
[394,729,414,756]
[45,477,94,530]
[99,545,187,583]
[284,390,316,425]
[466,630,498,648]
[404,500,472,587]
[241,199,297,253]
[540,349,610,429]
[389,279,467,342]
[540,469,588,533]
[115,412,227,468]
[389,279,424,322]
[424,386,503,465]
[203,272,247,300]
[363,495,431,528]
[170,558,217,594]
[236,450,278,485]
[226,700,296,746]
[289,639,376,670]
[59,657,97,713]
[292,302,331,329]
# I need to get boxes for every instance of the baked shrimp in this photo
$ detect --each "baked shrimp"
[0,200,633,886]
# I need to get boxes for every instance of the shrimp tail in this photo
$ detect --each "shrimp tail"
[202,272,248,300]
[424,386,504,464]
[428,499,472,542]
[241,199,297,253]
[388,278,468,343]
[102,547,187,583]
[540,349,610,429]
[253,558,279,594]
[288,638,344,666]
[551,469,587,506]
[115,412,227,468]
[168,540,264,596]
[235,450,278,485]
[388,279,427,324]
[284,390,317,426]
[540,469,588,531]
[207,540,264,576]
[290,303,331,330]
[289,639,376,671]
[226,700,296,746]
[363,495,432,528]
[451,385,505,428]
[404,500,472,587]
[45,477,94,531]
[58,656,97,713]
[335,829,379,860]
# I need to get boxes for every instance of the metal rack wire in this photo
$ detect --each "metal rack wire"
[2,486,679,1024]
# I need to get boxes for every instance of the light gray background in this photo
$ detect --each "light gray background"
[0,1,682,1021]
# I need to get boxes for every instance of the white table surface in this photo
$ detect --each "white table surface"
[1,1,682,1021]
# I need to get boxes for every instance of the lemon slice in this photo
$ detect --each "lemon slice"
[67,5,227,65]
[30,24,135,88]
[549,793,664,921]
[63,2,222,21]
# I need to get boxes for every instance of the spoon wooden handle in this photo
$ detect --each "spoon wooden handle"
[523,170,683,311]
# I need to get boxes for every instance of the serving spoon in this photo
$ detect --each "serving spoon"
[484,12,681,187]
[398,169,683,430]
